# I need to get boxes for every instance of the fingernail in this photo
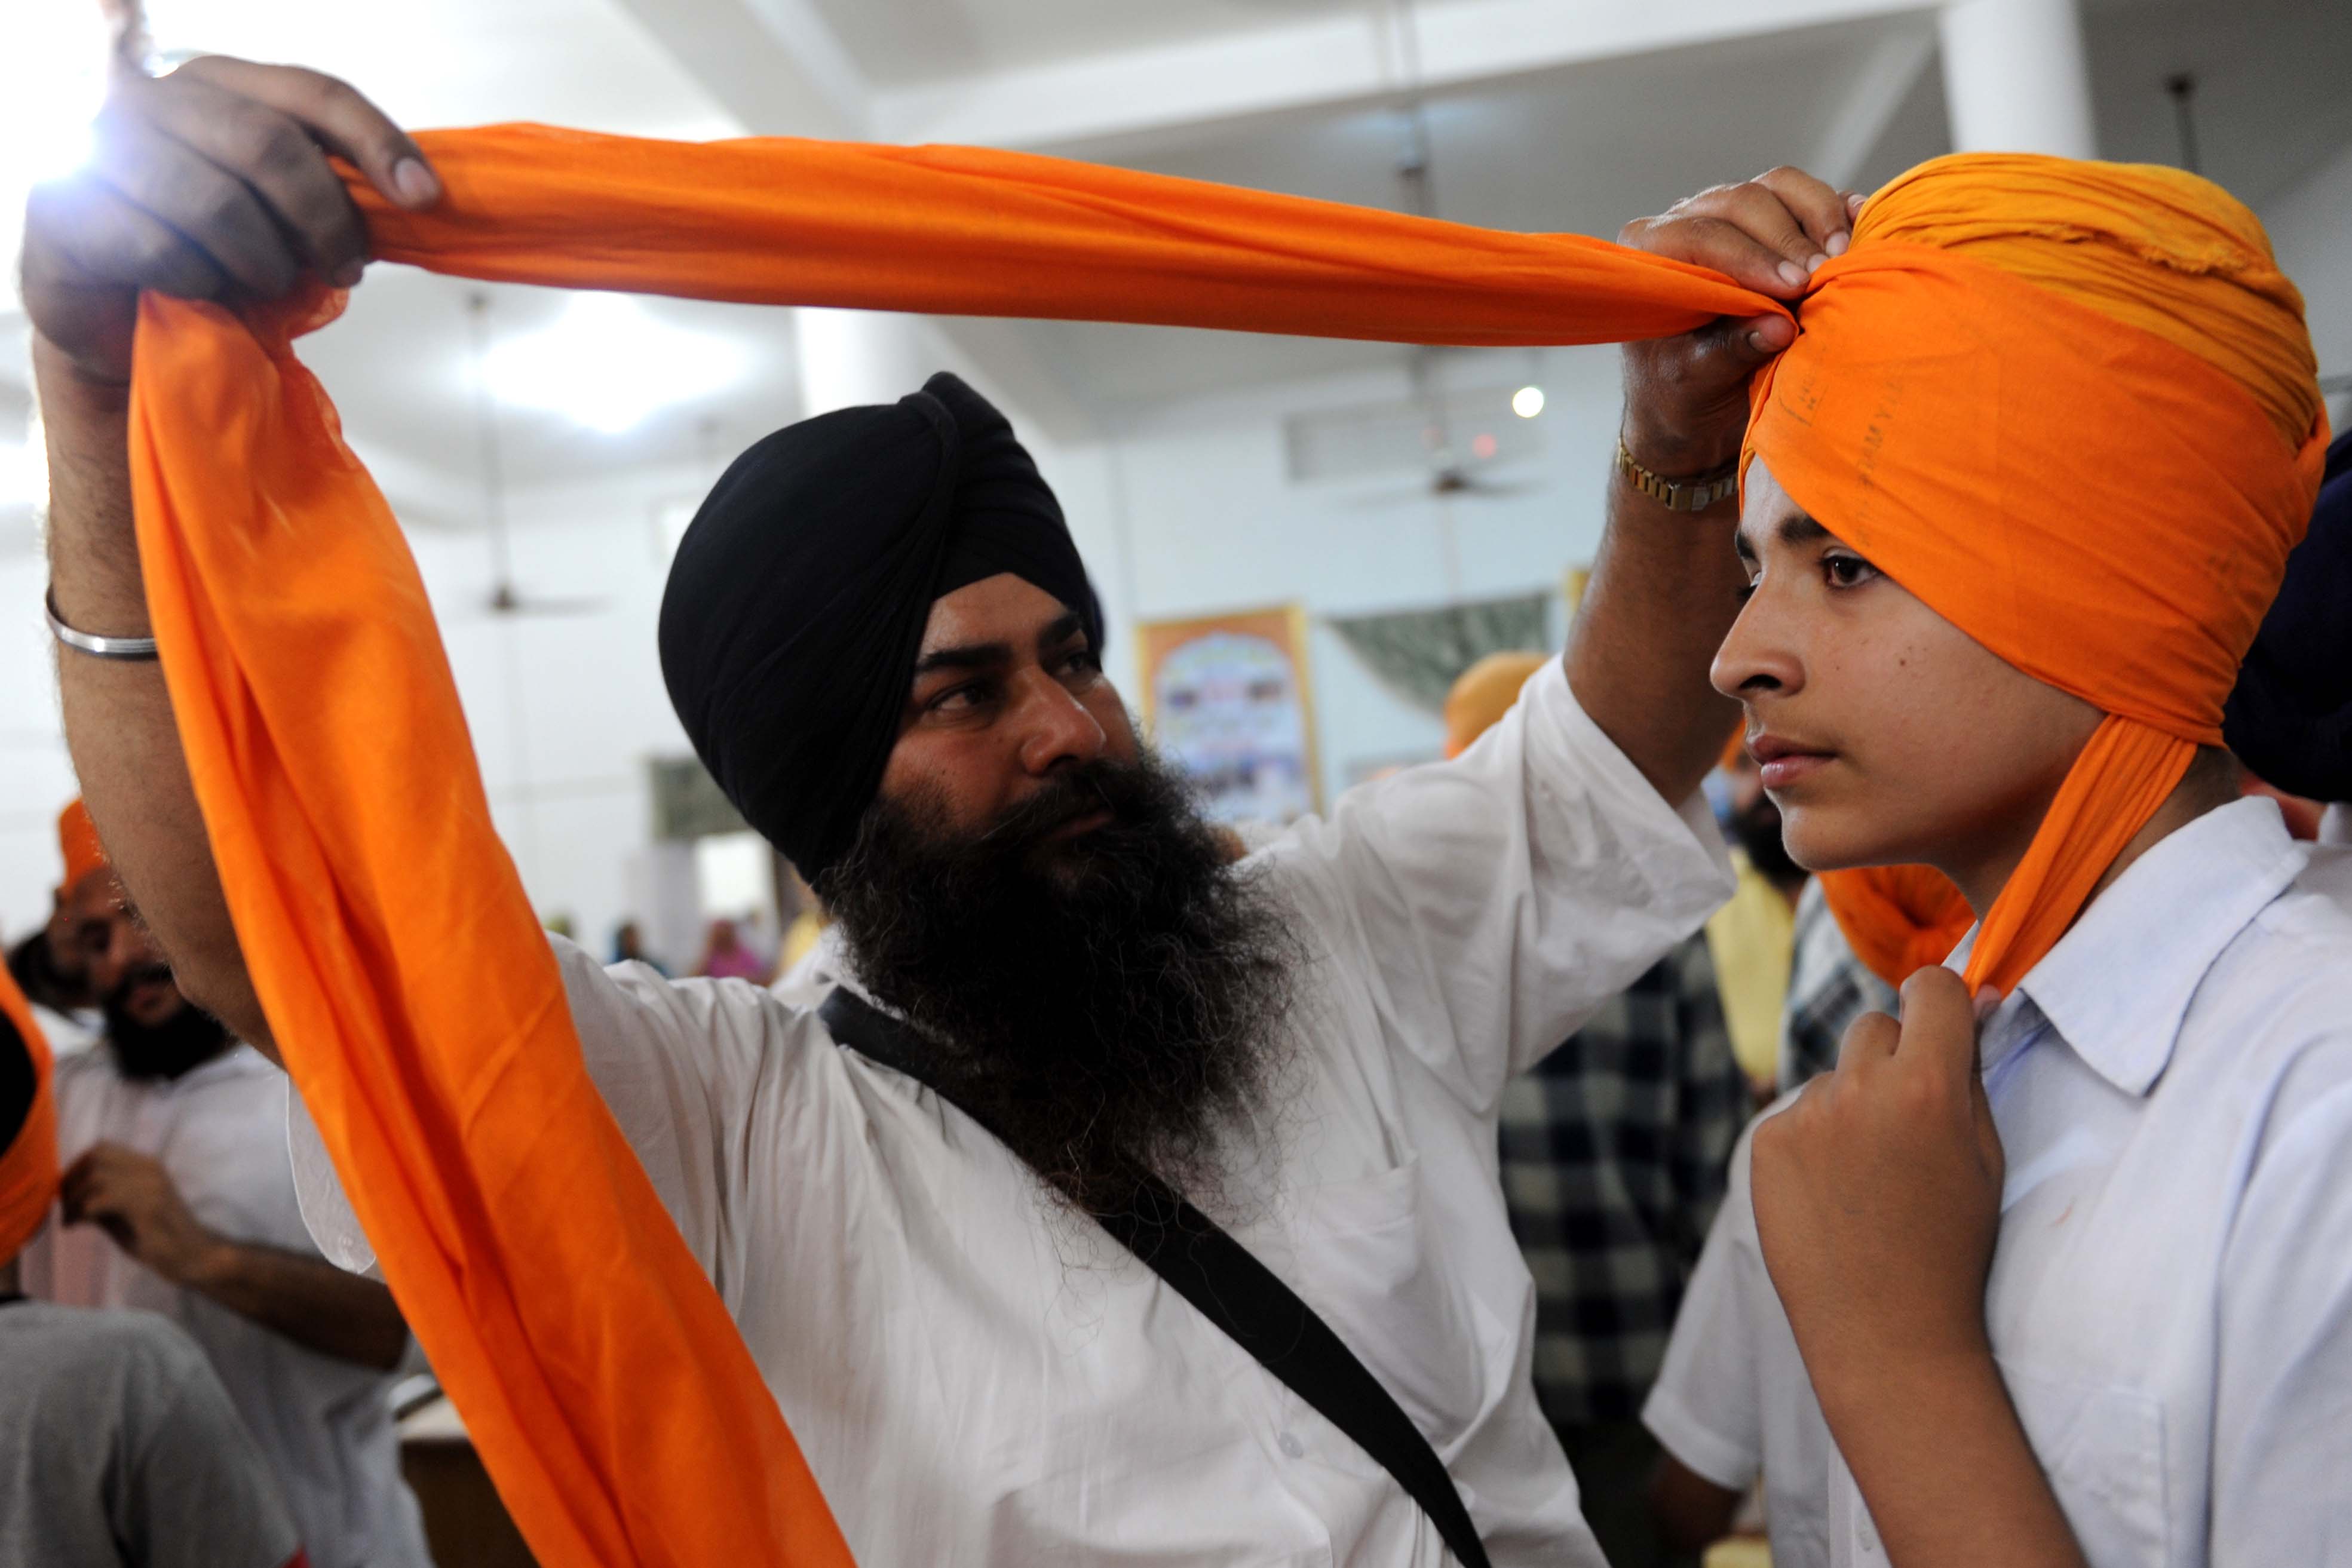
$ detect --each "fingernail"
[331,260,364,289]
[392,157,438,206]
[1777,259,1806,287]
[1805,251,1829,274]
[1847,192,1866,213]
[1825,232,1849,257]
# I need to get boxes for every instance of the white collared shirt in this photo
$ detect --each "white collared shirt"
[1665,799,2352,1568]
[22,1046,433,1568]
[292,659,1734,1566]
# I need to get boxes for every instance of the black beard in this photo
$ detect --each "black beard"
[103,966,233,1082]
[818,749,1301,1219]
[1732,793,1805,888]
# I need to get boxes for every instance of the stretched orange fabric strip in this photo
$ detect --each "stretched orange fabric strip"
[127,131,2319,1566]
[0,959,57,1262]
[128,125,1783,1568]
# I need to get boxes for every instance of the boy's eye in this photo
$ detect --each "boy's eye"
[1823,553,1879,588]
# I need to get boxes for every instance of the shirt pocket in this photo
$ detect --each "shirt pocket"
[1998,1357,2171,1567]
[1291,1153,1508,1453]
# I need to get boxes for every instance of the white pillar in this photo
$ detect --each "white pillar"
[1937,0,2098,158]
[793,308,945,418]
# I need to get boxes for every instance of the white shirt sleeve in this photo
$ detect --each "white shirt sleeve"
[2210,1074,2352,1564]
[1262,657,1734,1113]
[1643,1121,1770,1492]
[289,935,816,1300]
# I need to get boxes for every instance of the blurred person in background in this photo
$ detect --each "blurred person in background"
[0,968,309,1568]
[610,919,670,977]
[694,915,774,983]
[1704,743,1806,1097]
[1452,652,1750,1568]
[6,800,112,1058]
[18,830,433,1568]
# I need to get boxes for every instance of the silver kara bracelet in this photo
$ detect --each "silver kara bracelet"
[46,590,160,661]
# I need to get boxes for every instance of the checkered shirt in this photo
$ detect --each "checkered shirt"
[1776,876,1901,1093]
[1497,931,1751,1427]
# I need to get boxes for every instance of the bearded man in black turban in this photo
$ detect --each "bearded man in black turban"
[661,372,1298,1211]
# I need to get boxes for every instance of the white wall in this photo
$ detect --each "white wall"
[2262,136,2352,432]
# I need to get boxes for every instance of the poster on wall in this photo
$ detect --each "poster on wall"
[1135,604,1322,825]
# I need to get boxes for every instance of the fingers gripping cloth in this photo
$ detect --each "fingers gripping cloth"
[122,128,2317,1563]
[1752,155,2328,996]
[0,961,59,1263]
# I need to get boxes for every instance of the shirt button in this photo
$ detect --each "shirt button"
[1278,1432,1305,1459]
[1857,1514,1880,1555]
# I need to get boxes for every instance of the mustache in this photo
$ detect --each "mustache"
[974,765,1121,849]
[105,962,177,1011]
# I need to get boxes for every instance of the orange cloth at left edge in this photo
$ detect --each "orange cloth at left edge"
[0,961,58,1262]
[127,124,1786,1568]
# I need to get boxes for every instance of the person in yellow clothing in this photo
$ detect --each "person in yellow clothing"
[1704,742,1804,1094]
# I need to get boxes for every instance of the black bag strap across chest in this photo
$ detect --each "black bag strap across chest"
[817,986,1492,1568]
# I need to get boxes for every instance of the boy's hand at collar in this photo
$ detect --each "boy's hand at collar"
[1753,969,2089,1568]
[1752,965,2003,1376]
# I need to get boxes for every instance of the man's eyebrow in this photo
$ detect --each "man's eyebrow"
[910,640,1011,677]
[1035,612,1086,652]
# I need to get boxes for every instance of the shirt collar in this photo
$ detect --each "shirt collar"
[2000,797,2305,1097]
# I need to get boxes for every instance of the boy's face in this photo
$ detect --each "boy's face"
[1711,461,2102,891]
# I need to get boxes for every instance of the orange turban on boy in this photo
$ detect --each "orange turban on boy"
[1752,155,2328,994]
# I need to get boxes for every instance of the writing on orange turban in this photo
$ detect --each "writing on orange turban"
[1748,154,2328,994]
[58,797,108,897]
[0,959,59,1264]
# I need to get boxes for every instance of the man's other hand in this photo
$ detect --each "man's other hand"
[21,57,440,386]
[1614,168,1861,474]
[60,1140,221,1285]
[1748,966,2006,1399]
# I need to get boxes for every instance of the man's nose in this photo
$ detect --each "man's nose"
[1710,593,1805,704]
[1014,672,1108,775]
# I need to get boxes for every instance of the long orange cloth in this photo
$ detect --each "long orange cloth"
[1752,155,2328,996]
[0,960,57,1262]
[124,129,2318,1566]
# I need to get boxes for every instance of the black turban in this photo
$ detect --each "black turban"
[2224,427,2352,805]
[658,372,1103,882]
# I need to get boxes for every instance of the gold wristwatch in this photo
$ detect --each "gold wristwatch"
[1614,438,1741,513]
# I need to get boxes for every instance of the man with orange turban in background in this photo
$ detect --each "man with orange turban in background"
[1652,154,2345,1568]
[4,802,112,1058]
[0,960,308,1568]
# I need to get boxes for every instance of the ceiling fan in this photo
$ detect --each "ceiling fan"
[453,291,609,621]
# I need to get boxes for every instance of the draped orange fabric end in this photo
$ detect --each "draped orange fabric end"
[1747,154,2326,996]
[126,127,2318,1564]
[0,960,58,1262]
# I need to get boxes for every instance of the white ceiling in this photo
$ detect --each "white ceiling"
[5,0,2349,535]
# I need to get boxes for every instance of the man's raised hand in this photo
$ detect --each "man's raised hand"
[21,57,440,386]
[1614,167,1862,474]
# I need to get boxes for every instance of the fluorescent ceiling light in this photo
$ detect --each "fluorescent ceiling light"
[1511,385,1545,419]
[483,293,752,435]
